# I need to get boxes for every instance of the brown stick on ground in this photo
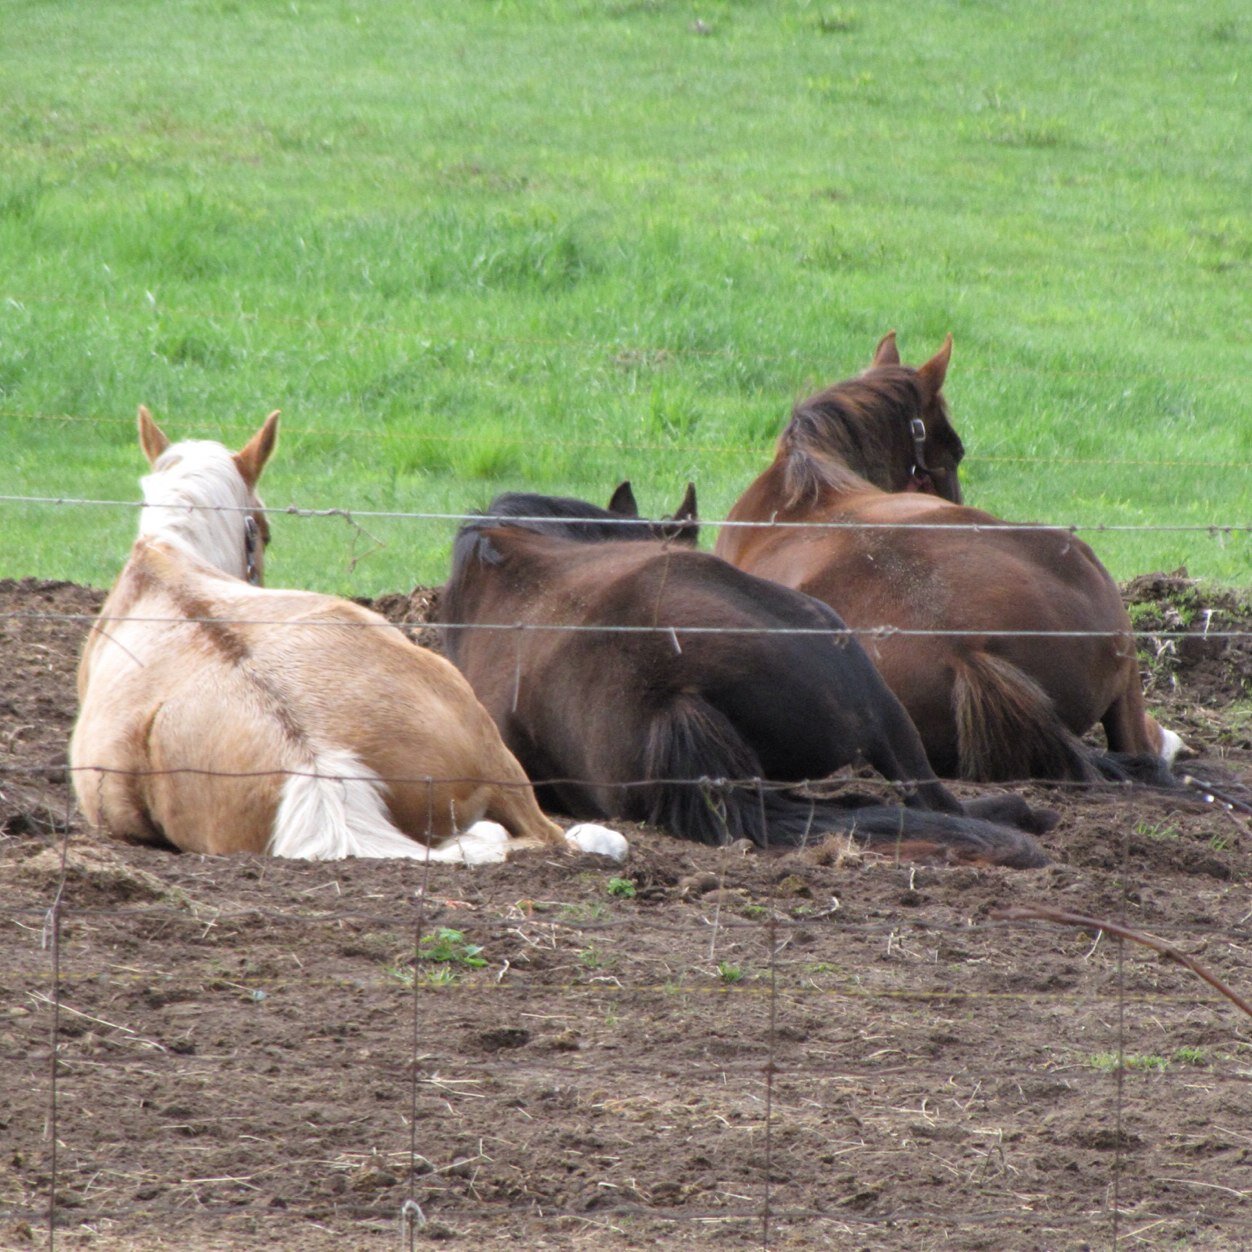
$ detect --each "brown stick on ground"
[990,903,1252,1020]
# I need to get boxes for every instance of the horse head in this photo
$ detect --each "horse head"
[136,406,278,583]
[864,332,965,502]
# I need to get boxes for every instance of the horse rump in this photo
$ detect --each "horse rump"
[639,694,1046,868]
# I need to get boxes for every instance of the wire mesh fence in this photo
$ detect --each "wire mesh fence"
[2,493,1251,1249]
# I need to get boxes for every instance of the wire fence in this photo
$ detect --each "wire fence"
[2,407,1246,472]
[2,490,1251,1248]
[7,829,1252,1250]
[3,492,1251,535]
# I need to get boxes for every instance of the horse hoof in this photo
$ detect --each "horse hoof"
[437,821,511,865]
[565,823,629,862]
[1157,725,1192,765]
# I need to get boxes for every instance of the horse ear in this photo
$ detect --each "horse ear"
[666,482,700,545]
[234,410,281,488]
[137,406,171,465]
[871,331,900,368]
[915,334,953,401]
[674,482,698,524]
[607,481,640,517]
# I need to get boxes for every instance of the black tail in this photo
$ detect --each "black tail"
[637,696,1047,869]
[1088,751,1177,788]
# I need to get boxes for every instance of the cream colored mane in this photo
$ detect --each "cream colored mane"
[137,440,257,580]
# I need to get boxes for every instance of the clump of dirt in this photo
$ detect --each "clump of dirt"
[1124,567,1252,717]
[2,574,1250,1250]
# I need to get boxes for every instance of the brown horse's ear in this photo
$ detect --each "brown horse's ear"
[234,410,281,488]
[871,330,900,368]
[915,334,953,401]
[607,481,639,517]
[137,405,171,465]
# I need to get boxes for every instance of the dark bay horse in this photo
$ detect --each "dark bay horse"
[715,332,1183,783]
[438,489,1051,868]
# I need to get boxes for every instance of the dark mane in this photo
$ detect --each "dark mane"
[473,492,664,544]
[446,490,691,617]
[779,369,958,505]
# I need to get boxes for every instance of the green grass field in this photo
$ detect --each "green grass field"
[1,0,1247,595]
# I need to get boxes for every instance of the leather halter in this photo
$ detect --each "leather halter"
[244,515,262,585]
[904,417,935,493]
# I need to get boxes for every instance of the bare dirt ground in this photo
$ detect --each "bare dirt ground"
[2,573,1251,1250]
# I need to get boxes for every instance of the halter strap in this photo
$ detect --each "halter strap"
[904,417,936,492]
[244,515,261,585]
[908,417,929,473]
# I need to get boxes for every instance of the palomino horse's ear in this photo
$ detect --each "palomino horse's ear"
[871,330,900,368]
[915,334,953,401]
[607,481,639,517]
[234,410,281,488]
[137,406,171,465]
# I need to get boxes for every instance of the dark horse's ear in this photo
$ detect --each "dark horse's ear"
[915,334,953,402]
[607,481,639,517]
[664,482,700,546]
[870,330,901,368]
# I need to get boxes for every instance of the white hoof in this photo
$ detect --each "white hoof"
[427,821,511,865]
[1157,725,1188,766]
[565,823,629,862]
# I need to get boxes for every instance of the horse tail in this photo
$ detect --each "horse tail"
[638,696,1047,868]
[951,652,1100,782]
[270,747,433,860]
[950,653,1180,788]
[1087,751,1177,788]
[758,797,1048,869]
[636,696,766,845]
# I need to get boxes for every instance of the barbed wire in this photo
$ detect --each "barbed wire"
[7,1041,1252,1086]
[0,289,1246,385]
[2,491,1248,534]
[6,609,1252,643]
[3,1194,1247,1238]
[2,407,1243,470]
[8,894,1252,951]
[5,758,1250,812]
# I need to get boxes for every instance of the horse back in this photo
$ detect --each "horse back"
[441,526,938,799]
[74,540,545,852]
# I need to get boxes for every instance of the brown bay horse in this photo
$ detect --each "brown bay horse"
[438,488,1052,868]
[69,408,626,863]
[715,333,1183,783]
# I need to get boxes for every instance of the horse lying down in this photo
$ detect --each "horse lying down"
[69,408,626,864]
[437,487,1055,869]
[716,332,1185,783]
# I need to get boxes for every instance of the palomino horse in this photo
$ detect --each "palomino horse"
[715,333,1183,782]
[69,408,626,864]
[438,488,1052,868]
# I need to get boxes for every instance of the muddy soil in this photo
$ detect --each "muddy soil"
[2,574,1250,1250]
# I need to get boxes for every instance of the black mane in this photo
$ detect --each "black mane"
[472,492,664,544]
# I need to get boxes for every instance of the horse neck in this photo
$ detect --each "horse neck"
[137,441,252,580]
